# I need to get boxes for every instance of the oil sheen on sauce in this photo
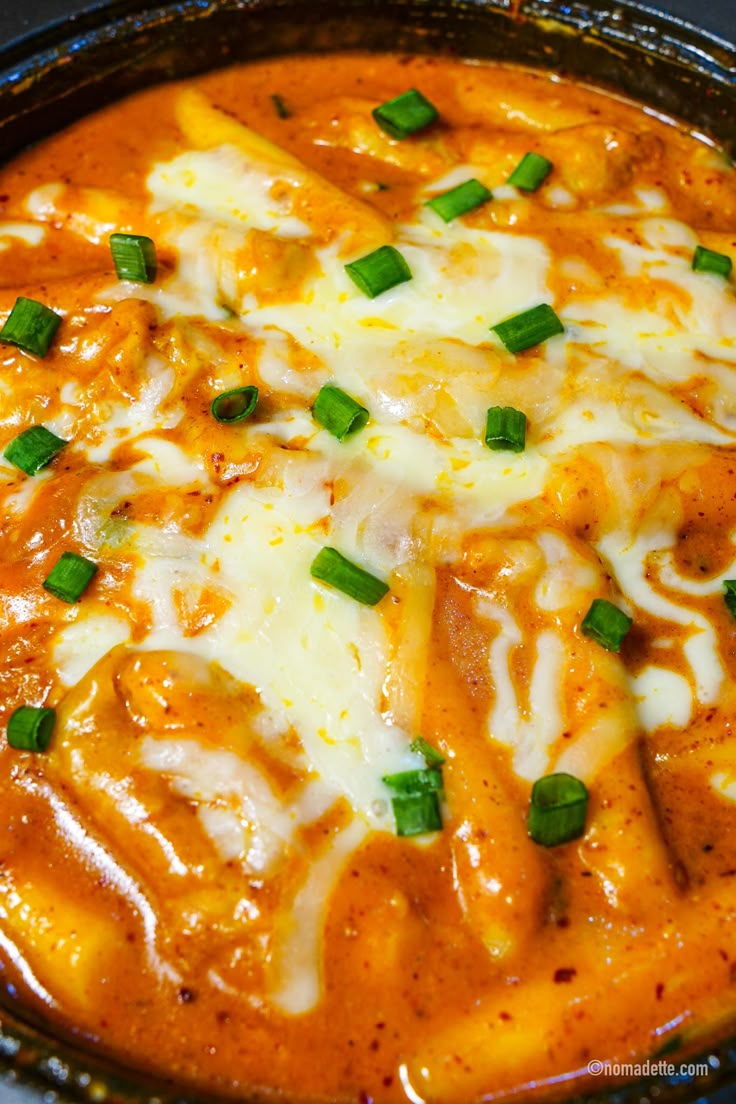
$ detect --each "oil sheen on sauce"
[0,51,736,1104]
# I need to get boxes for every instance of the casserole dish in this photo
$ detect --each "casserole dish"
[0,2,736,1104]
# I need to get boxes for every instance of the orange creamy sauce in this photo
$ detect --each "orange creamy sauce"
[0,52,736,1103]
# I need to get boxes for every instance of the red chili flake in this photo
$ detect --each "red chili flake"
[178,986,197,1004]
[656,982,665,1000]
[499,1011,512,1021]
[553,967,577,984]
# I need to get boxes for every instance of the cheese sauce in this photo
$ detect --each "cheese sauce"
[1,52,736,1103]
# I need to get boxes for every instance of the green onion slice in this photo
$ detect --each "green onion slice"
[6,705,56,752]
[271,93,291,119]
[528,772,588,847]
[491,303,564,354]
[581,597,632,652]
[386,751,445,835]
[383,769,444,795]
[409,735,445,767]
[310,547,389,606]
[345,245,412,298]
[508,152,553,192]
[0,297,62,358]
[312,385,369,441]
[724,580,736,619]
[3,425,67,476]
[43,551,98,604]
[692,244,732,280]
[109,233,157,284]
[392,792,442,837]
[484,406,527,453]
[425,178,492,222]
[211,385,259,424]
[372,89,439,141]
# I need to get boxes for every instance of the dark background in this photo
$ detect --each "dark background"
[0,0,735,46]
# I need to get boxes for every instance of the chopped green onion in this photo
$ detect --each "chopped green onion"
[692,244,732,280]
[581,597,632,652]
[425,178,492,222]
[491,303,564,354]
[0,297,62,358]
[6,705,56,752]
[383,769,444,794]
[3,425,67,476]
[724,580,736,618]
[372,89,439,140]
[392,792,442,837]
[312,385,369,441]
[43,551,98,604]
[528,772,588,847]
[386,752,445,836]
[409,735,445,768]
[109,233,157,284]
[211,385,259,424]
[508,152,553,192]
[271,93,291,119]
[345,245,412,298]
[484,406,527,453]
[310,547,389,606]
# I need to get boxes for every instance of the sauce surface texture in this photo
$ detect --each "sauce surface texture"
[1,51,736,1103]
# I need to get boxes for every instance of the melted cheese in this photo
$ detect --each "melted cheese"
[270,817,367,1013]
[0,222,45,249]
[631,667,693,731]
[129,484,420,825]
[599,527,724,705]
[2,53,736,1104]
[35,121,736,1007]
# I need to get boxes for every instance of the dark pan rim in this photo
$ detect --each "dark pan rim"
[2,0,735,63]
[1,0,735,158]
[0,1,735,1102]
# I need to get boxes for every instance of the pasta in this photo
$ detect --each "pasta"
[0,50,735,1102]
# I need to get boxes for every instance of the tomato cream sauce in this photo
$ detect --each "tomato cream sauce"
[1,52,736,1103]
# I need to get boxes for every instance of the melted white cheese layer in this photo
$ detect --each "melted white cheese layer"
[53,139,736,824]
[28,127,735,1011]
